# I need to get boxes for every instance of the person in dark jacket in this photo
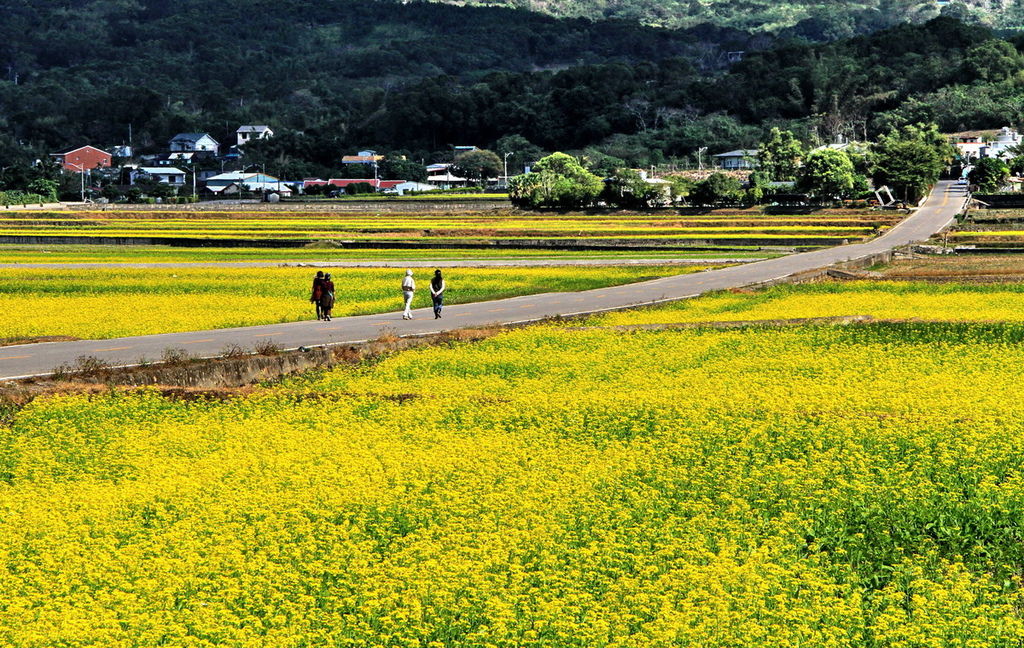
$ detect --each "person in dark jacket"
[320,273,336,321]
[311,271,325,320]
[430,269,446,319]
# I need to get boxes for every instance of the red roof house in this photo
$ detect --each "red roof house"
[50,145,112,172]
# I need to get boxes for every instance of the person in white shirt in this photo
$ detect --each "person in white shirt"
[430,269,446,319]
[401,269,416,319]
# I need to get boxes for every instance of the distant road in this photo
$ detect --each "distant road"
[0,182,967,381]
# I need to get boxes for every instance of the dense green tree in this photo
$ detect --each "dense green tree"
[968,157,1010,192]
[961,39,1024,83]
[689,173,743,206]
[509,152,604,209]
[494,135,544,176]
[452,149,503,185]
[758,128,804,181]
[26,179,58,202]
[604,168,667,208]
[379,157,428,182]
[1009,156,1024,176]
[797,149,855,200]
[871,123,954,203]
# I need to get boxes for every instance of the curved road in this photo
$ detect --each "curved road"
[0,182,967,380]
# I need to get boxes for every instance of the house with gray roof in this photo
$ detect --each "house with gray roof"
[169,133,220,156]
[713,148,759,170]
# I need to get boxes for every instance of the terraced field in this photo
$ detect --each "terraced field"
[0,208,899,250]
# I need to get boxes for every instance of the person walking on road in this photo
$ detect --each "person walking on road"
[401,269,416,319]
[310,271,325,320]
[319,273,336,321]
[430,269,446,319]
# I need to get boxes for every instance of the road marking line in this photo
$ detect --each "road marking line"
[519,304,534,308]
[181,339,214,345]
[253,333,277,338]
[487,308,506,312]
[0,355,31,360]
[93,346,133,352]
[455,312,472,317]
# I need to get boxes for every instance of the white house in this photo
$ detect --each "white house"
[237,125,274,147]
[131,166,186,186]
[713,149,759,170]
[205,171,293,196]
[384,181,439,195]
[981,126,1021,160]
[169,133,220,155]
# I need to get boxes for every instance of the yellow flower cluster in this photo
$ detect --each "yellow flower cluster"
[0,209,887,244]
[3,305,1024,645]
[598,281,1024,326]
[0,265,697,340]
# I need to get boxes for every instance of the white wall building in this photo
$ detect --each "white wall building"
[237,125,274,147]
[131,166,186,186]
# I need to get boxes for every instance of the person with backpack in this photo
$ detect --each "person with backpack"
[430,269,445,319]
[320,273,336,321]
[310,270,325,320]
[401,269,416,319]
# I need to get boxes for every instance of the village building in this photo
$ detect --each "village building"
[236,125,274,147]
[131,166,186,186]
[50,145,112,172]
[342,150,384,165]
[205,171,292,196]
[169,133,220,156]
[713,149,759,170]
[949,127,1021,162]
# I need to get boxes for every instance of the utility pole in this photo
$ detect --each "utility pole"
[503,151,513,189]
[68,162,85,202]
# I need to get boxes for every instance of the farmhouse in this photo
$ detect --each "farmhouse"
[206,171,292,195]
[169,133,220,156]
[713,149,759,170]
[50,145,112,172]
[236,125,273,147]
[131,166,186,186]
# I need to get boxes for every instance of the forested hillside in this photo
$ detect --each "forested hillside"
[425,0,1023,33]
[0,1,1023,179]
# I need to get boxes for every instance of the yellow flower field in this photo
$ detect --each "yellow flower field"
[0,265,697,340]
[4,301,1024,645]
[597,281,1024,326]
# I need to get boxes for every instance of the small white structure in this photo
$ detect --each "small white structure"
[427,170,473,190]
[169,133,220,155]
[385,181,439,195]
[713,149,759,170]
[132,166,186,186]
[237,125,274,147]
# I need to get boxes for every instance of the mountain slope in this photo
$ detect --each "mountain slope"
[425,0,1020,32]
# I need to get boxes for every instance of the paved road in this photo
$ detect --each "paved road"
[0,258,761,270]
[0,182,967,380]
